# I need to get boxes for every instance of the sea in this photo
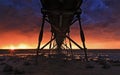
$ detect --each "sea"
[0,49,120,61]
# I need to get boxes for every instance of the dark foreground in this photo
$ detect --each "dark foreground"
[0,49,120,75]
[0,55,119,75]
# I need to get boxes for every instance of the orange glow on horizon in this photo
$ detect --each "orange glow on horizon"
[10,45,15,50]
[2,44,34,49]
[0,26,120,49]
[1,41,120,49]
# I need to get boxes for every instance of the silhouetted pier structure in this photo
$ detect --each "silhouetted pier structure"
[36,0,88,63]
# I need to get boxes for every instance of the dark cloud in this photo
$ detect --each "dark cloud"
[0,0,119,26]
[81,0,120,42]
[0,0,42,34]
[0,0,119,32]
[81,0,111,24]
[81,0,120,26]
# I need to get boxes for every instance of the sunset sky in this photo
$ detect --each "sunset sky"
[0,0,120,49]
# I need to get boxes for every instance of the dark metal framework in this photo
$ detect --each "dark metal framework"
[37,0,88,62]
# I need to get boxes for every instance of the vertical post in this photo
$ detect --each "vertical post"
[49,33,53,55]
[36,14,46,64]
[68,32,73,58]
[59,14,62,27]
[77,15,88,62]
[68,33,72,49]
[49,33,53,49]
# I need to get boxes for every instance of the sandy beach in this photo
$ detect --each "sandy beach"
[0,54,120,75]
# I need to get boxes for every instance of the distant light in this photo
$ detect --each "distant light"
[9,45,15,56]
[10,45,15,50]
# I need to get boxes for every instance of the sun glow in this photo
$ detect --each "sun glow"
[17,44,29,49]
[2,44,34,49]
[10,45,15,50]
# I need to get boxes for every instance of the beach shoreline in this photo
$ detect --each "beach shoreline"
[0,51,120,75]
